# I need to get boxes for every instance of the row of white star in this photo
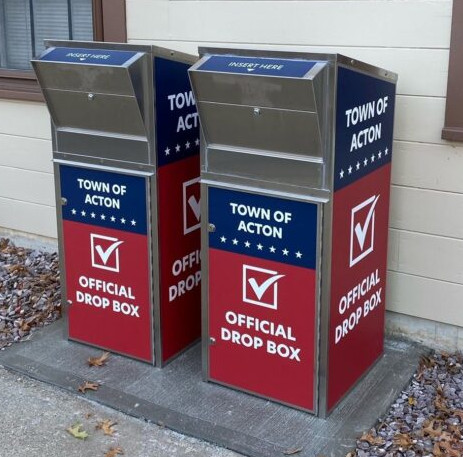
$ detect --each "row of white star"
[339,147,389,179]
[164,138,200,156]
[219,236,303,258]
[70,209,136,226]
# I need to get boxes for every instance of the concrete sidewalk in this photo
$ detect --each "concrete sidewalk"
[0,365,240,457]
[0,320,425,457]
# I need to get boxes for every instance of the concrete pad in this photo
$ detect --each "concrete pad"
[0,366,240,457]
[0,320,425,457]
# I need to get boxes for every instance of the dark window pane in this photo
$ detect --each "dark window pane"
[0,0,32,70]
[32,0,70,57]
[71,0,93,41]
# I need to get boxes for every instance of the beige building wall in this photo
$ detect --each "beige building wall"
[0,100,55,238]
[0,0,461,327]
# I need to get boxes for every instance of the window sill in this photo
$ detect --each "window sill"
[0,71,44,103]
[442,127,463,143]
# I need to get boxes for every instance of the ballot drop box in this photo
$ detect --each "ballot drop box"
[189,49,397,415]
[32,41,201,366]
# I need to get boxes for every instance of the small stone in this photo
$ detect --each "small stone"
[0,239,61,350]
[358,441,371,450]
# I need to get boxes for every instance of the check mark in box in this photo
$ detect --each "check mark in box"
[183,177,201,234]
[90,233,124,272]
[350,195,380,267]
[242,264,285,310]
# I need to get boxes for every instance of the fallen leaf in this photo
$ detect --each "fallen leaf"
[8,264,29,276]
[433,440,461,457]
[447,424,462,439]
[85,412,93,420]
[105,447,124,457]
[420,355,437,369]
[408,396,416,406]
[67,423,89,440]
[416,355,438,381]
[88,351,110,367]
[435,395,451,414]
[283,447,303,455]
[96,419,117,436]
[359,432,385,446]
[422,419,443,437]
[78,381,100,393]
[20,322,30,332]
[393,433,412,448]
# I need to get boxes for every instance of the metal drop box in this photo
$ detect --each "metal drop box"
[32,41,202,366]
[189,48,397,416]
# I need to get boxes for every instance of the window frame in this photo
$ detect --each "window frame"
[0,0,126,102]
[442,0,463,142]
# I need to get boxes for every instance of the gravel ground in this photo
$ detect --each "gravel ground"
[351,352,463,457]
[0,238,61,350]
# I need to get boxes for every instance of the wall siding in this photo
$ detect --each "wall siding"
[0,197,56,238]
[0,100,51,140]
[127,0,452,48]
[0,0,460,325]
[0,135,53,174]
[0,100,54,238]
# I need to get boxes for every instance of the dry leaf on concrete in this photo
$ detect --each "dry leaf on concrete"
[105,447,124,457]
[78,381,100,393]
[67,423,89,440]
[96,419,117,436]
[88,351,110,367]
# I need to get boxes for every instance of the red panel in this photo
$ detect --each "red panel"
[64,220,153,362]
[209,249,316,411]
[327,163,391,410]
[157,154,201,362]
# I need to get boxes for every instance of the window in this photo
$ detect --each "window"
[442,0,463,142]
[0,0,93,71]
[0,0,126,101]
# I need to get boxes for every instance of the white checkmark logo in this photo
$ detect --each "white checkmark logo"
[91,234,124,272]
[248,274,285,300]
[188,195,201,221]
[243,265,284,309]
[95,240,124,265]
[350,194,380,267]
[183,178,201,234]
[354,195,379,249]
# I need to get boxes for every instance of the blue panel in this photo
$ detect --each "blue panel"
[40,47,138,66]
[209,187,318,270]
[154,57,200,167]
[334,67,396,191]
[60,165,147,235]
[197,55,318,78]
